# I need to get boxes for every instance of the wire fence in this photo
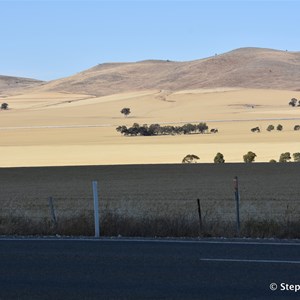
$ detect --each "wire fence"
[0,164,299,236]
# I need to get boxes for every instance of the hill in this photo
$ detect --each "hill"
[33,47,300,96]
[0,75,44,97]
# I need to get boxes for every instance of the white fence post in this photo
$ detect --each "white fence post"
[92,181,100,238]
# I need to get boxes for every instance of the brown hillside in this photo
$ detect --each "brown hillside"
[0,75,44,97]
[33,47,300,96]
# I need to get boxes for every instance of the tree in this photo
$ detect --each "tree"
[289,98,297,107]
[293,152,300,162]
[269,159,277,163]
[120,107,131,117]
[1,103,8,110]
[279,152,291,162]
[251,127,260,133]
[276,124,283,131]
[116,125,128,135]
[266,125,274,132]
[243,151,257,163]
[197,122,208,133]
[294,125,300,131]
[182,154,200,163]
[214,152,225,163]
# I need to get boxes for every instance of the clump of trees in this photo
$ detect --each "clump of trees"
[1,103,8,110]
[182,154,199,163]
[243,151,257,163]
[116,122,209,136]
[120,107,131,117]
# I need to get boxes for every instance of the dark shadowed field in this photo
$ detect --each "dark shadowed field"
[0,163,299,226]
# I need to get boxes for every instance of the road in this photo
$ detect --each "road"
[0,238,299,299]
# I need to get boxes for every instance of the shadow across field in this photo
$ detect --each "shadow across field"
[0,163,299,238]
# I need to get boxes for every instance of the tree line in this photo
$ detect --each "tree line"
[116,122,212,136]
[182,151,300,163]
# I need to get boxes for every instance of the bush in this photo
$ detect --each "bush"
[243,151,257,163]
[214,152,225,163]
[269,159,277,163]
[266,125,274,132]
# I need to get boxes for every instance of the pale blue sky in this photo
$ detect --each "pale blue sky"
[1,0,299,80]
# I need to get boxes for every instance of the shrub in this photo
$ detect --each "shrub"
[269,159,277,163]
[266,125,274,132]
[279,152,291,162]
[214,152,225,163]
[243,151,257,163]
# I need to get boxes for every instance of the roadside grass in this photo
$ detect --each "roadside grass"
[1,213,300,239]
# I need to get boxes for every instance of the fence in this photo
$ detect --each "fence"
[0,164,299,236]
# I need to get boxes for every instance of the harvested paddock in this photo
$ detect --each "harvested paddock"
[0,163,299,227]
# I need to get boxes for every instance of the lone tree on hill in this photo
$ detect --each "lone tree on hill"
[182,154,200,164]
[121,107,131,117]
[1,103,8,110]
[279,152,291,162]
[243,151,257,163]
[214,152,225,163]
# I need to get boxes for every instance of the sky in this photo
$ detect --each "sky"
[1,0,299,81]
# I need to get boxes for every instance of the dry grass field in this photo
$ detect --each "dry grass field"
[0,164,299,237]
[1,88,300,166]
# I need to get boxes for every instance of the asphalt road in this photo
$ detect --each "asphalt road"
[0,238,299,300]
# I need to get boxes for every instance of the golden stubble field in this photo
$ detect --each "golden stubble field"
[1,88,300,167]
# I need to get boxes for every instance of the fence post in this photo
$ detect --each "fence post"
[197,198,203,235]
[48,196,57,226]
[233,176,240,236]
[92,181,100,238]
